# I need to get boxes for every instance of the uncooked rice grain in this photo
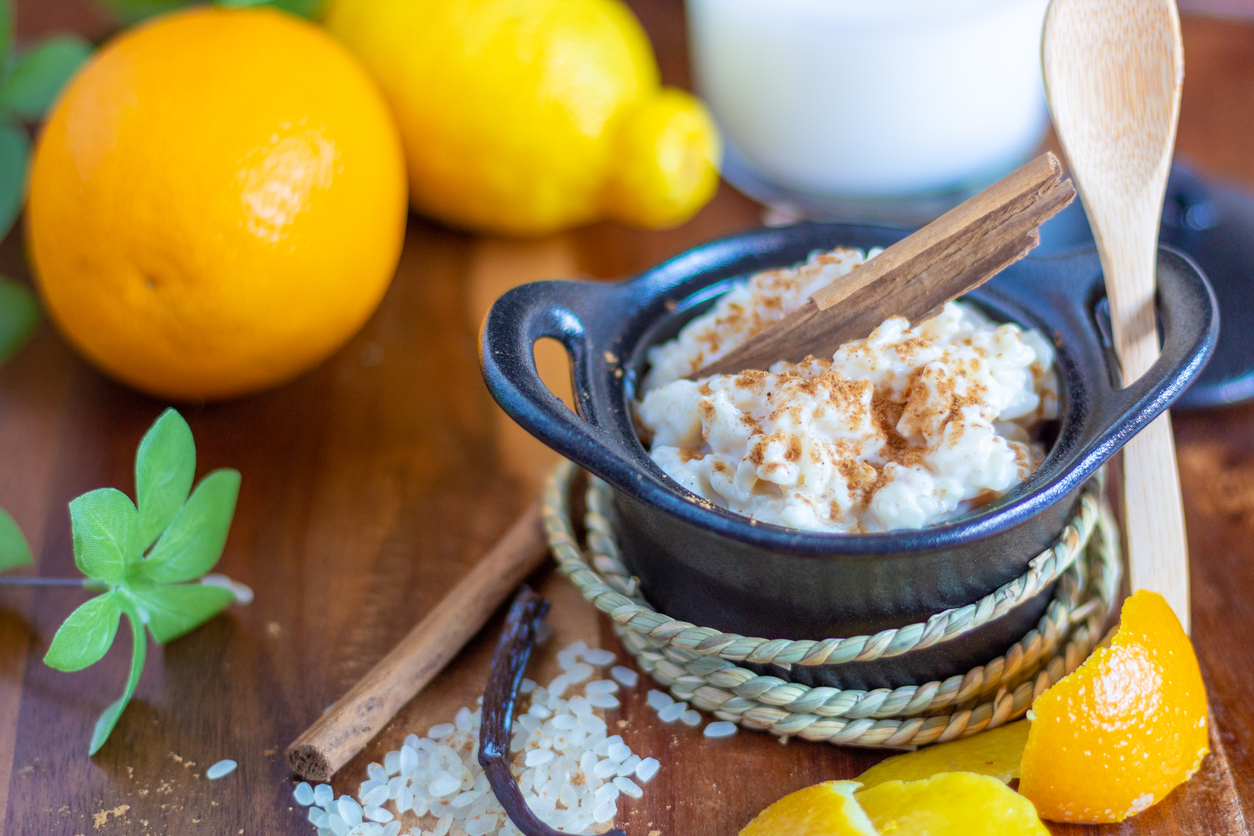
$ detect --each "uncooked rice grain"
[339,796,363,826]
[635,758,660,783]
[609,667,638,687]
[657,702,687,723]
[289,640,660,836]
[593,800,616,823]
[613,777,643,799]
[206,760,237,780]
[584,680,618,695]
[563,662,595,684]
[583,649,616,666]
[365,805,394,822]
[616,755,641,778]
[524,749,555,767]
[645,690,672,710]
[587,693,620,709]
[704,721,738,738]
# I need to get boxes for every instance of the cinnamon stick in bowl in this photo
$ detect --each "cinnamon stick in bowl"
[691,152,1076,379]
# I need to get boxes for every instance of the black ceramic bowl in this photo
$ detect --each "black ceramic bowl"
[480,223,1217,689]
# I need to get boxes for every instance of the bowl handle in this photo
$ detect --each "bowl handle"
[480,278,637,480]
[1079,246,1218,459]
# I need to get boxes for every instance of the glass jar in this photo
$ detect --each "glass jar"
[687,0,1051,223]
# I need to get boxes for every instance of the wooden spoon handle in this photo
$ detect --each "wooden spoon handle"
[1095,197,1165,383]
[1093,188,1190,632]
[1123,414,1190,633]
[1043,0,1189,631]
[1099,201,1190,632]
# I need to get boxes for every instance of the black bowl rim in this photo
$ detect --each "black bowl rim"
[480,221,1218,559]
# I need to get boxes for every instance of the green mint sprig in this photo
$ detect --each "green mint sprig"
[0,275,38,366]
[0,0,92,368]
[0,0,91,239]
[0,408,246,755]
[0,503,31,570]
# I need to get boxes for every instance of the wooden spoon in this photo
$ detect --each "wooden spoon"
[1043,0,1190,630]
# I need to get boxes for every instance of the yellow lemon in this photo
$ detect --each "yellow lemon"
[324,0,720,235]
[856,773,1049,836]
[27,7,407,401]
[739,781,878,836]
[855,721,1030,790]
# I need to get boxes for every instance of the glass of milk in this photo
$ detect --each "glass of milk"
[687,0,1051,224]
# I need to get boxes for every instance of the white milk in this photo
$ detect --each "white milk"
[687,0,1051,203]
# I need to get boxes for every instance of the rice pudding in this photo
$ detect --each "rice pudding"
[636,247,1059,533]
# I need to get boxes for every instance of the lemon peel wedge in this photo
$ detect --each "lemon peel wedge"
[739,780,878,836]
[855,721,1030,790]
[856,773,1049,836]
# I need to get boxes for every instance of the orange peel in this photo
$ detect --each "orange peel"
[1018,589,1209,823]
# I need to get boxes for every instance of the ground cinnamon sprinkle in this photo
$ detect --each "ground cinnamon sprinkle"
[642,247,876,391]
[638,247,1057,533]
[92,805,129,830]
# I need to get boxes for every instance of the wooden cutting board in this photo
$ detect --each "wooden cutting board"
[0,3,1252,835]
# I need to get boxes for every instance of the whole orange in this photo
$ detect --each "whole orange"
[26,7,407,401]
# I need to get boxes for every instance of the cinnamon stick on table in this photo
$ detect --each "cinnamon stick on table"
[287,503,550,782]
[691,152,1076,379]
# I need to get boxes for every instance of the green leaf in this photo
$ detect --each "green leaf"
[217,0,324,17]
[129,582,234,644]
[135,469,239,584]
[43,591,121,672]
[0,276,40,366]
[0,507,31,570]
[0,1,13,72]
[2,36,92,121]
[0,121,28,241]
[69,488,139,584]
[94,0,189,26]
[135,409,195,550]
[89,608,144,756]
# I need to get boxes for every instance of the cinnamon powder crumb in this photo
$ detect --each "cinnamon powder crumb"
[92,805,129,829]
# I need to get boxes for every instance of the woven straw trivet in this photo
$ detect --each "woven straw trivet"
[542,460,1122,748]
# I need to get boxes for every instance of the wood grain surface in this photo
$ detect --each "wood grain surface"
[2,3,1254,835]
